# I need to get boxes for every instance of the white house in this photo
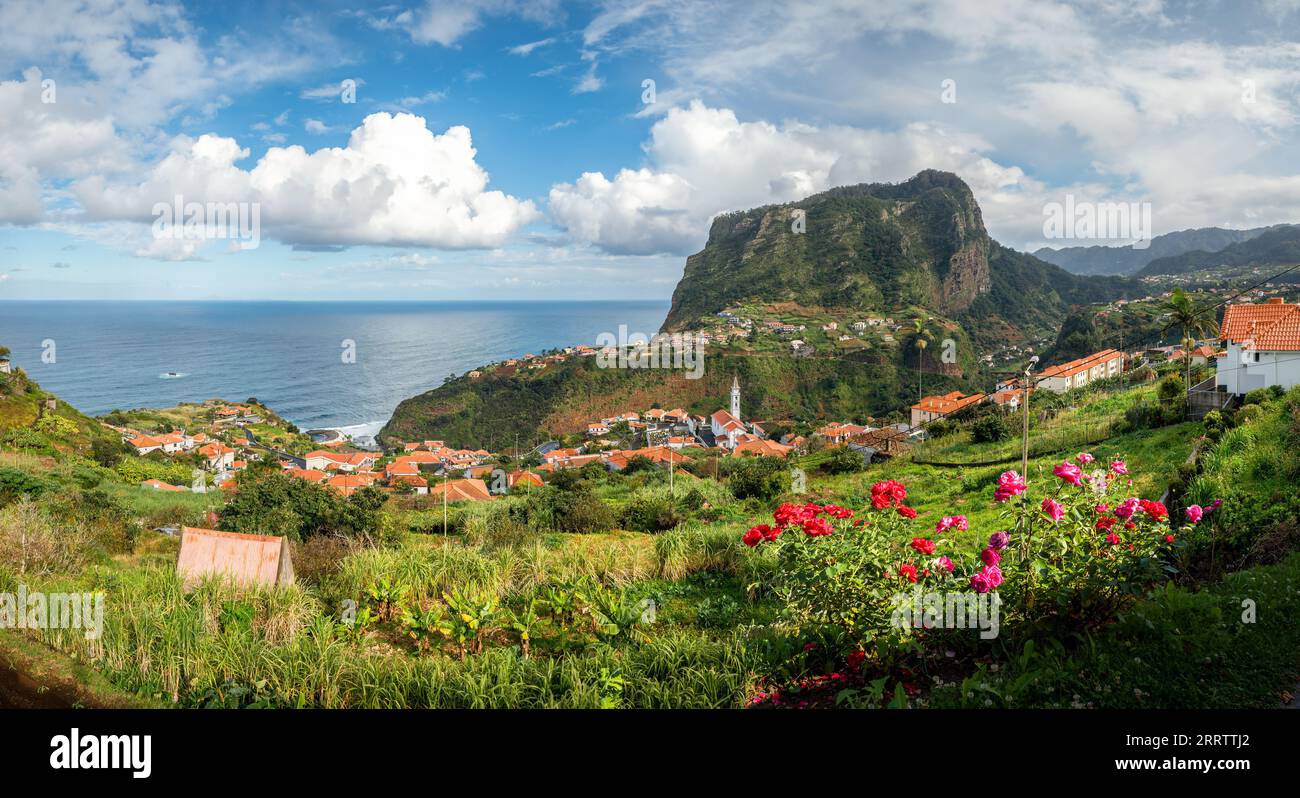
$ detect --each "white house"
[1217,298,1300,396]
[1035,349,1126,393]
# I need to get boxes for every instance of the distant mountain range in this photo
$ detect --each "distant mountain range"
[1134,224,1300,278]
[1033,225,1286,277]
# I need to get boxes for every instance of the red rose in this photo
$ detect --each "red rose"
[910,537,936,555]
[802,517,834,537]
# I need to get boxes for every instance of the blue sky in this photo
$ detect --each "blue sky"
[5,0,1300,300]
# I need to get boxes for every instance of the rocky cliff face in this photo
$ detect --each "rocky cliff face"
[942,239,991,314]
[661,170,994,331]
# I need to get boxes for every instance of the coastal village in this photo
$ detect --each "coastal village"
[90,290,1300,507]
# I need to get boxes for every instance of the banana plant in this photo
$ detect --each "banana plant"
[339,606,376,645]
[366,577,409,623]
[582,584,650,645]
[541,584,578,630]
[402,605,450,654]
[507,599,542,659]
[442,589,501,658]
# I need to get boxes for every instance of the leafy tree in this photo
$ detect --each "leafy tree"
[0,467,51,504]
[219,471,389,542]
[1160,288,1217,398]
[91,437,129,468]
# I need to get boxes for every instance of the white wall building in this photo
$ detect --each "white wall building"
[1217,299,1300,396]
[1035,349,1126,394]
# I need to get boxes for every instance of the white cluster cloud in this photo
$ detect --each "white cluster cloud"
[0,68,132,224]
[549,101,1042,255]
[76,112,540,251]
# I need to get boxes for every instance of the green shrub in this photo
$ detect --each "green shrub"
[970,413,1010,443]
[728,456,790,501]
[620,494,681,533]
[821,445,866,474]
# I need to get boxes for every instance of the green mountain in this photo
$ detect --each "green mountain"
[1135,224,1300,277]
[662,170,1135,350]
[1034,225,1278,277]
[381,171,1138,450]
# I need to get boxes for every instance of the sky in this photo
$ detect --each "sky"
[4,0,1300,300]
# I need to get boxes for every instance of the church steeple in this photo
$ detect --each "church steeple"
[730,373,741,419]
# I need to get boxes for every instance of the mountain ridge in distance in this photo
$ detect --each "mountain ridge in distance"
[1033,225,1281,276]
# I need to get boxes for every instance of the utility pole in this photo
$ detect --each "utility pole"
[1021,356,1039,479]
[442,470,449,536]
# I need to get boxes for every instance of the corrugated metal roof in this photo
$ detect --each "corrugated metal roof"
[176,526,293,590]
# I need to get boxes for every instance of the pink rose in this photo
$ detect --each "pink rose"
[1185,505,1203,524]
[1053,461,1083,486]
[936,515,969,534]
[994,470,1027,503]
[1041,498,1065,522]
[1076,452,1095,464]
[1110,459,1128,475]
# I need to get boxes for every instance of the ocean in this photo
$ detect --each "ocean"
[0,300,671,435]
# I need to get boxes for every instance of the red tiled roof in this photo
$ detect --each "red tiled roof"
[731,438,793,458]
[428,478,493,502]
[911,391,986,415]
[1219,300,1300,352]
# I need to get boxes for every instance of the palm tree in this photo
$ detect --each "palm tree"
[1160,289,1217,398]
[910,316,935,402]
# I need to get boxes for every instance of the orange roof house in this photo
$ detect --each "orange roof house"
[175,526,294,590]
[815,422,872,445]
[507,470,544,488]
[1216,299,1300,395]
[428,478,493,503]
[1034,349,1125,393]
[327,472,379,495]
[128,435,163,452]
[284,467,329,484]
[731,438,794,458]
[910,391,986,426]
[1219,298,1300,351]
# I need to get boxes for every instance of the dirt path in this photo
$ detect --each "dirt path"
[0,659,86,708]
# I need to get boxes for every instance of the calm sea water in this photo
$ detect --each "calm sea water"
[0,301,670,433]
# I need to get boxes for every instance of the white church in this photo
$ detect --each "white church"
[709,375,762,449]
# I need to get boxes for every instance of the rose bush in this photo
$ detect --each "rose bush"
[744,485,987,654]
[743,454,1218,659]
